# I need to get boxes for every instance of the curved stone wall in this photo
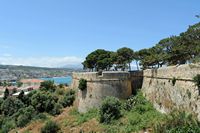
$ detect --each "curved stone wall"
[71,71,132,113]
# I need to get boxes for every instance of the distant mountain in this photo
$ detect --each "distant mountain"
[0,64,82,81]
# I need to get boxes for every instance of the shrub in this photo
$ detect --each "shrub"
[17,90,25,102]
[99,97,122,124]
[33,113,47,120]
[123,91,148,111]
[172,77,176,86]
[59,90,75,107]
[15,106,36,127]
[153,111,200,133]
[55,87,65,95]
[193,74,200,88]
[31,91,58,114]
[78,79,87,91]
[58,84,64,88]
[50,103,62,116]
[1,97,24,116]
[3,88,9,100]
[41,120,60,133]
[40,80,56,92]
[0,119,16,133]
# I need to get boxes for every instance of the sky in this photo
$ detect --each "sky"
[0,0,199,68]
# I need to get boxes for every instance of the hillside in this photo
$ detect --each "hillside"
[0,65,80,80]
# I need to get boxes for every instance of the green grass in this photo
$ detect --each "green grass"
[70,108,98,125]
[102,93,166,133]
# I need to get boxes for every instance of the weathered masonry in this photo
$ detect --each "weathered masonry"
[141,64,200,120]
[72,63,200,120]
[71,71,142,113]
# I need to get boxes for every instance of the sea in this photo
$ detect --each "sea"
[41,76,72,85]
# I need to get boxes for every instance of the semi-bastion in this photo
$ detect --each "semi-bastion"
[71,63,200,120]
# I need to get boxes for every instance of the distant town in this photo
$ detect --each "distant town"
[0,64,77,98]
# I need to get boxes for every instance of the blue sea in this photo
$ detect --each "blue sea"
[41,76,72,85]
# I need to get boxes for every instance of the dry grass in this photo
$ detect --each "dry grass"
[10,107,103,133]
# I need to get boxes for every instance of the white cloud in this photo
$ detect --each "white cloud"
[0,56,84,68]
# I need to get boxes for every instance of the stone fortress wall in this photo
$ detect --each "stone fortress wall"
[71,63,200,120]
[71,71,133,113]
[141,63,200,120]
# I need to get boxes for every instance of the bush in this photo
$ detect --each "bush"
[3,88,9,100]
[153,111,200,133]
[172,77,176,86]
[59,90,75,107]
[99,97,122,124]
[15,106,36,127]
[41,120,60,133]
[40,80,56,92]
[193,74,200,88]
[123,91,148,111]
[33,113,47,120]
[0,119,16,133]
[1,97,24,116]
[55,87,65,95]
[78,79,87,91]
[50,103,62,116]
[31,91,56,113]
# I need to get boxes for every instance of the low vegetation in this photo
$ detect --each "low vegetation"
[99,97,122,124]
[41,120,60,133]
[154,111,200,133]
[78,78,87,91]
[172,77,176,86]
[2,81,200,132]
[193,74,200,88]
[0,80,75,133]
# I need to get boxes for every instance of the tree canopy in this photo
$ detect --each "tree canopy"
[83,22,200,71]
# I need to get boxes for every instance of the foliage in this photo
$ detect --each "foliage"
[137,22,200,69]
[99,97,122,124]
[40,80,56,92]
[59,89,75,107]
[193,74,200,88]
[17,90,25,102]
[123,91,148,111]
[153,111,200,133]
[172,77,176,86]
[31,91,56,113]
[78,79,87,91]
[70,108,98,125]
[41,120,60,133]
[50,103,62,116]
[0,84,70,132]
[1,97,24,116]
[56,87,65,95]
[116,47,134,71]
[82,49,114,71]
[0,118,16,133]
[102,92,165,133]
[15,106,36,127]
[3,88,9,100]
[17,81,23,87]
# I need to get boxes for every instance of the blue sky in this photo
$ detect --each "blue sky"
[0,0,199,67]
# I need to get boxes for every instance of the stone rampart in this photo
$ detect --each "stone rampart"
[71,71,132,113]
[141,64,200,119]
[72,63,200,120]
